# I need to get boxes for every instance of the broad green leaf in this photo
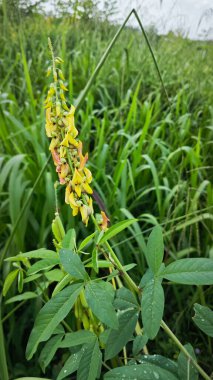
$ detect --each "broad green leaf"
[61,228,76,250]
[132,334,148,356]
[59,249,88,280]
[57,349,83,380]
[105,309,139,360]
[44,269,64,282]
[3,269,19,296]
[39,334,64,372]
[113,287,139,310]
[85,281,118,329]
[161,258,213,285]
[27,258,59,276]
[146,225,164,274]
[178,343,198,380]
[136,354,178,376]
[78,232,96,251]
[99,219,137,244]
[77,339,102,380]
[60,330,96,348]
[141,277,164,339]
[104,363,178,379]
[26,283,83,360]
[193,303,213,337]
[6,292,38,304]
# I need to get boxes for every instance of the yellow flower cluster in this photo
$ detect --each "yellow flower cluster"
[44,41,93,226]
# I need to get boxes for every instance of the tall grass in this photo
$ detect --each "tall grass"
[0,9,213,377]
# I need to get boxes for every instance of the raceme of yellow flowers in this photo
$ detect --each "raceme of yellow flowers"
[45,39,93,226]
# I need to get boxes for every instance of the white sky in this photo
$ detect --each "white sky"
[107,0,213,40]
[44,0,213,40]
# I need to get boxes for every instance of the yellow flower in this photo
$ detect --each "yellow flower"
[71,169,93,197]
[45,108,56,137]
[60,163,69,179]
[78,141,88,170]
[80,197,93,226]
[69,192,80,216]
[61,132,78,148]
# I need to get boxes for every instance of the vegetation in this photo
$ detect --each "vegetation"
[0,1,213,379]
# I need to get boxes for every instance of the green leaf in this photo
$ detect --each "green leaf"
[113,287,139,310]
[85,260,113,268]
[99,219,137,244]
[78,232,96,251]
[39,334,64,373]
[161,258,213,285]
[6,292,38,304]
[22,249,58,260]
[107,264,137,281]
[136,354,178,376]
[146,225,164,274]
[141,277,164,339]
[57,349,83,380]
[27,258,59,275]
[132,334,148,356]
[24,274,42,283]
[139,268,154,288]
[3,269,19,296]
[85,281,118,329]
[26,283,83,360]
[192,303,213,337]
[59,330,96,348]
[52,274,72,297]
[178,343,198,380]
[92,248,98,273]
[77,339,102,380]
[105,309,139,360]
[44,269,64,282]
[59,249,88,280]
[61,228,76,250]
[14,378,51,380]
[104,363,178,379]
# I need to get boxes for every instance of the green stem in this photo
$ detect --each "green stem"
[160,320,211,380]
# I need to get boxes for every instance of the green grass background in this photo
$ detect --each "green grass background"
[0,7,213,378]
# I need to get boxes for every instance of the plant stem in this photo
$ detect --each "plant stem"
[160,320,211,380]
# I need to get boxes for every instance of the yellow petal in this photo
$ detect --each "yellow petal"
[84,167,92,183]
[69,191,78,207]
[75,185,82,197]
[60,163,69,178]
[61,134,69,147]
[82,182,93,194]
[65,185,71,204]
[80,205,89,226]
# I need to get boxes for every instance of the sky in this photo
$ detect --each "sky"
[44,0,213,40]
[105,0,213,40]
